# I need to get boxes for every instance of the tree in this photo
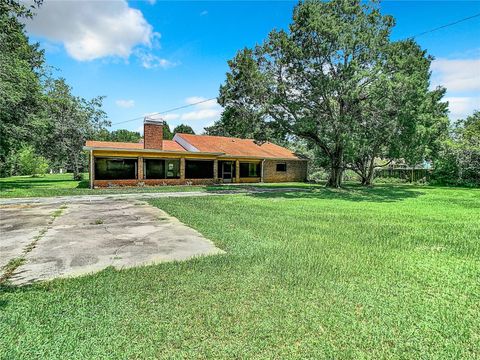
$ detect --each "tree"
[345,41,449,185]
[173,124,195,135]
[205,107,288,145]
[433,110,480,186]
[18,145,49,176]
[39,78,109,179]
[0,0,45,176]
[94,129,141,143]
[219,0,442,187]
[163,122,173,140]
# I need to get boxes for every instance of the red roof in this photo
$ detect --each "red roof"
[85,140,187,152]
[175,134,300,159]
[85,135,302,159]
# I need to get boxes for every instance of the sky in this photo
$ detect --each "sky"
[24,0,480,134]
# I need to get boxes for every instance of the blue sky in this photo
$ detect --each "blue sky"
[25,1,480,134]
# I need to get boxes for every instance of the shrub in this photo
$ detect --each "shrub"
[18,146,50,177]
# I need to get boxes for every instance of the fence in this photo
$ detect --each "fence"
[375,168,432,183]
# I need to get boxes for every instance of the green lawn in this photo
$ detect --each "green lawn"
[1,185,479,358]
[0,173,208,198]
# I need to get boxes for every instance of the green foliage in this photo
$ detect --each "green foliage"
[95,129,142,143]
[36,78,109,179]
[18,146,49,176]
[218,0,446,188]
[163,122,173,140]
[0,1,109,179]
[432,110,480,187]
[0,0,45,176]
[173,124,195,135]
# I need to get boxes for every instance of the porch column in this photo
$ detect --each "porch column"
[89,150,94,189]
[213,159,218,182]
[235,160,240,183]
[180,157,186,180]
[261,159,265,183]
[138,157,144,180]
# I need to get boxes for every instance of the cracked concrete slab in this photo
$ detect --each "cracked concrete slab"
[0,200,223,285]
[0,203,59,269]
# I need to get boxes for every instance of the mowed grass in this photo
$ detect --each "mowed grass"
[0,173,207,198]
[0,185,479,358]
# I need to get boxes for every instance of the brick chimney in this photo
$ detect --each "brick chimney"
[144,118,164,150]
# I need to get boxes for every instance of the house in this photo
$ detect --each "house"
[83,119,308,188]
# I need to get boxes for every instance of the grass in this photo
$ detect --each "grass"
[0,173,208,198]
[0,185,479,358]
[0,258,26,283]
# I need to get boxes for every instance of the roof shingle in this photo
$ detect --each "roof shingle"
[175,134,300,159]
[85,135,302,159]
[85,140,187,152]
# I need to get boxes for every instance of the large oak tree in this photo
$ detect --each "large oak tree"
[218,0,447,187]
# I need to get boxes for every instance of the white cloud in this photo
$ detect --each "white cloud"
[180,96,222,120]
[24,0,160,62]
[185,96,218,109]
[431,59,480,93]
[162,113,180,121]
[115,99,135,108]
[137,51,175,69]
[445,97,480,120]
[181,108,222,121]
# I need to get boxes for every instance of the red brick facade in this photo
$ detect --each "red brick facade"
[94,179,217,187]
[144,120,164,150]
[263,159,307,182]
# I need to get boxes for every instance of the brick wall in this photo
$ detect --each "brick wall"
[144,121,163,150]
[263,160,307,182]
[94,178,217,188]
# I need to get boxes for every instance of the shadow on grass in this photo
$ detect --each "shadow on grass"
[243,184,425,203]
[0,178,75,190]
[76,180,90,189]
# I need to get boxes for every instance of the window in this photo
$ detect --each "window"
[95,158,137,180]
[240,162,261,177]
[276,163,287,172]
[145,159,180,179]
[185,160,214,179]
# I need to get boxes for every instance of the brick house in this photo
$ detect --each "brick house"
[84,119,308,188]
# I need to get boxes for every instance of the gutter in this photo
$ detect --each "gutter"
[83,146,308,161]
[83,146,224,156]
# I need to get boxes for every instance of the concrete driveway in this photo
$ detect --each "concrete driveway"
[0,199,223,285]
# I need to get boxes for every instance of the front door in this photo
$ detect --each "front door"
[222,161,233,183]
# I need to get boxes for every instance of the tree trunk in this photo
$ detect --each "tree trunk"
[71,151,81,180]
[326,148,344,188]
[361,157,376,186]
[327,165,343,188]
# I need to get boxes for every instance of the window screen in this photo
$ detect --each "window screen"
[165,160,180,179]
[276,163,287,172]
[240,162,261,177]
[95,158,137,180]
[185,160,214,179]
[145,159,180,179]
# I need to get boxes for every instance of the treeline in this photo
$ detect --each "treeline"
[1,1,109,179]
[206,0,479,187]
[0,1,196,179]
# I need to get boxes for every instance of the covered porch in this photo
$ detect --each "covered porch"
[89,152,263,188]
